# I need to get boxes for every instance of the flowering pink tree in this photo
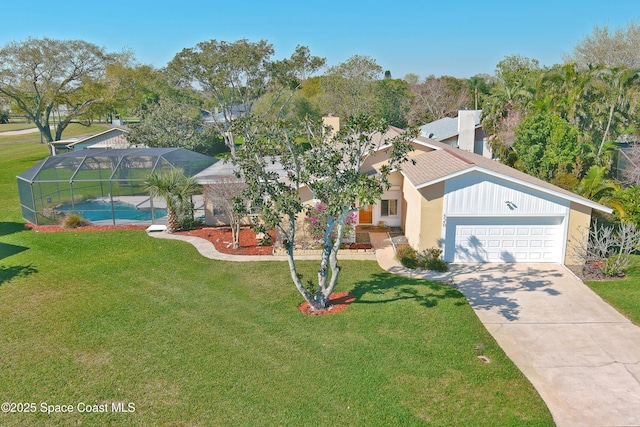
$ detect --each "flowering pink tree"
[306,202,357,243]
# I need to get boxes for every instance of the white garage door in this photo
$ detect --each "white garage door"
[445,217,564,263]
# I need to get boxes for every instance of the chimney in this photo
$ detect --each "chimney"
[322,116,340,138]
[457,110,479,154]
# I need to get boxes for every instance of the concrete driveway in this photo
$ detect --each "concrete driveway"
[441,263,640,427]
[367,233,640,425]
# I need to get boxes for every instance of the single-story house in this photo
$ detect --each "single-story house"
[195,120,611,264]
[66,127,134,151]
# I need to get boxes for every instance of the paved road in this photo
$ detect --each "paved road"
[0,127,39,136]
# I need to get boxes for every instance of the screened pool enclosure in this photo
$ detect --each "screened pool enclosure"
[17,148,215,225]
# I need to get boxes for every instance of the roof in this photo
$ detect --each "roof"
[194,157,289,184]
[404,136,612,213]
[195,126,415,184]
[419,110,482,140]
[65,127,129,148]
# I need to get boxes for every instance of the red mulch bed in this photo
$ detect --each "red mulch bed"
[24,223,148,232]
[342,243,373,250]
[298,292,356,316]
[177,227,276,256]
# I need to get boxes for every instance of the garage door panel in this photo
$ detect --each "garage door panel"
[447,217,563,263]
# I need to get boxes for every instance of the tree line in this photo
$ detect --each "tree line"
[3,26,640,222]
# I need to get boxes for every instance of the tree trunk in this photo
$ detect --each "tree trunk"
[225,130,236,157]
[166,208,178,233]
[283,217,319,309]
[316,216,337,309]
[231,220,240,249]
[325,219,345,298]
[598,103,615,159]
[316,212,349,309]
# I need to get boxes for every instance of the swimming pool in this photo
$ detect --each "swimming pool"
[57,200,167,222]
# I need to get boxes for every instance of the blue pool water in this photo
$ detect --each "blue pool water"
[57,200,167,222]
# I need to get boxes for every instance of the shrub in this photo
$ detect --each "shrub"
[62,213,90,229]
[581,221,640,277]
[258,233,273,246]
[395,244,418,269]
[417,247,449,271]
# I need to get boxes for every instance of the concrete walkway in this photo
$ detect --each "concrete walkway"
[369,232,640,427]
[148,230,640,425]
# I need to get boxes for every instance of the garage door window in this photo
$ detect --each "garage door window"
[381,199,398,216]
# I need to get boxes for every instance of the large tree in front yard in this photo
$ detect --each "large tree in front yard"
[232,114,418,311]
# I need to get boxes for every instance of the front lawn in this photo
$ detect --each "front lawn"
[585,256,640,325]
[0,142,554,426]
[0,123,111,144]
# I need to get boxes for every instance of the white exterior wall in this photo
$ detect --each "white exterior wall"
[441,171,572,263]
[371,172,403,227]
[443,171,570,217]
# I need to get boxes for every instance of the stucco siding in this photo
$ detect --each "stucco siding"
[402,176,424,249]
[565,202,592,265]
[361,142,434,174]
[444,171,570,217]
[412,182,445,251]
[403,177,445,251]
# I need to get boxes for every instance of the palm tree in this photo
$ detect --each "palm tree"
[145,168,200,233]
[586,66,640,159]
[576,165,625,217]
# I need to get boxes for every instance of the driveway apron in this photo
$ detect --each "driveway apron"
[447,263,640,427]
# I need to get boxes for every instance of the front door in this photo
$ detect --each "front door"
[359,205,373,224]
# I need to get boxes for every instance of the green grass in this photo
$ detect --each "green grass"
[0,123,111,144]
[0,123,35,132]
[0,142,555,426]
[585,256,640,325]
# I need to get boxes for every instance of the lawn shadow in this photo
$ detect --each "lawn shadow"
[0,264,37,286]
[447,264,564,321]
[350,272,465,309]
[0,242,29,261]
[0,222,28,237]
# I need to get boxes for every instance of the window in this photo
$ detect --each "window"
[381,199,398,216]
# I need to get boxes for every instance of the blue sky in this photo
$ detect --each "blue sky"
[1,1,638,79]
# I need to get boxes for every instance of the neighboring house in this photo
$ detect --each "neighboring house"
[613,134,639,183]
[50,138,81,155]
[419,110,490,158]
[66,127,134,151]
[201,104,248,126]
[196,120,611,265]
